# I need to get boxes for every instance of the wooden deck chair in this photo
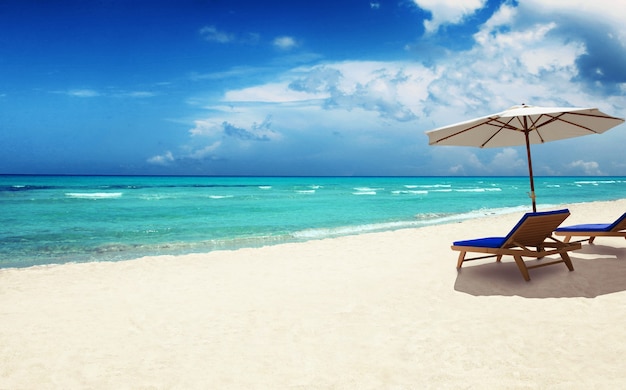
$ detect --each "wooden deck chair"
[452,209,581,281]
[554,212,626,244]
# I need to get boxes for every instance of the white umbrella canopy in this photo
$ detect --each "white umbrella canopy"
[425,104,625,211]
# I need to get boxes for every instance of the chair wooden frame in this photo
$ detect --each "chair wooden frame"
[452,209,581,281]
[554,212,626,244]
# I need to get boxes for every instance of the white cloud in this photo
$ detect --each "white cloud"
[147,151,174,165]
[473,16,585,78]
[190,119,224,137]
[491,148,526,172]
[199,25,235,43]
[185,114,281,160]
[199,25,260,45]
[412,0,487,33]
[522,0,626,46]
[60,89,158,99]
[444,148,527,175]
[568,160,603,175]
[224,81,327,103]
[68,89,100,97]
[273,36,298,50]
[189,141,222,159]
[222,61,436,122]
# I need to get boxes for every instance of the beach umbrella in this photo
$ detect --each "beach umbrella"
[425,104,624,212]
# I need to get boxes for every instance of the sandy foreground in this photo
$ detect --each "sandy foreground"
[1,199,626,389]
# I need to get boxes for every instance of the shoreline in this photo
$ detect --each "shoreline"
[2,199,626,388]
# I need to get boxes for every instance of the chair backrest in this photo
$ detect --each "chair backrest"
[502,209,570,247]
[607,212,626,232]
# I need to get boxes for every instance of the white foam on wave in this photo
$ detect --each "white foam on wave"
[65,192,123,199]
[292,204,540,242]
[353,187,382,195]
[292,221,413,240]
[406,184,451,189]
[296,190,316,194]
[258,186,272,190]
[140,194,175,200]
[391,190,428,195]
[209,195,234,199]
[575,180,616,185]
[455,188,502,193]
[416,204,561,226]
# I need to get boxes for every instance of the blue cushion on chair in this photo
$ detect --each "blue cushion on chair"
[555,223,612,232]
[453,237,507,248]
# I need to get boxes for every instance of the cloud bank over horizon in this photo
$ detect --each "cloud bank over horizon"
[147,0,625,176]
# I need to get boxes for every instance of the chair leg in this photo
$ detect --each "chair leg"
[513,255,531,281]
[496,255,502,262]
[562,235,572,243]
[589,236,596,244]
[456,251,466,269]
[561,252,574,272]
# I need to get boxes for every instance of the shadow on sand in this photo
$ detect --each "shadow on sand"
[454,243,626,298]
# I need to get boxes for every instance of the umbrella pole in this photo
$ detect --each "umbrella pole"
[524,120,537,212]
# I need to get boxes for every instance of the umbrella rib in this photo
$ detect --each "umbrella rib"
[550,114,601,134]
[527,115,548,143]
[479,118,519,147]
[534,112,618,134]
[430,120,491,144]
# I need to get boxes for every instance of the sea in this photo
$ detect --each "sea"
[1,175,625,269]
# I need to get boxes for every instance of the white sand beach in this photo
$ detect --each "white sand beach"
[2,199,626,389]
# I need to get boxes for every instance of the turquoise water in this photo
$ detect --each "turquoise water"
[1,175,625,268]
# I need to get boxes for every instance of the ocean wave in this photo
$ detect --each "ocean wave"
[65,192,123,199]
[391,190,428,195]
[292,222,412,240]
[209,195,234,199]
[414,204,546,226]
[406,184,451,189]
[258,186,272,190]
[296,190,316,194]
[0,185,58,192]
[290,208,523,240]
[574,180,617,185]
[352,191,377,195]
[139,194,177,200]
[455,188,502,192]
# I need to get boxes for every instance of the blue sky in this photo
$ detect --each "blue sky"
[1,0,625,176]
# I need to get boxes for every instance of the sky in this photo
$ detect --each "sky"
[1,0,625,176]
